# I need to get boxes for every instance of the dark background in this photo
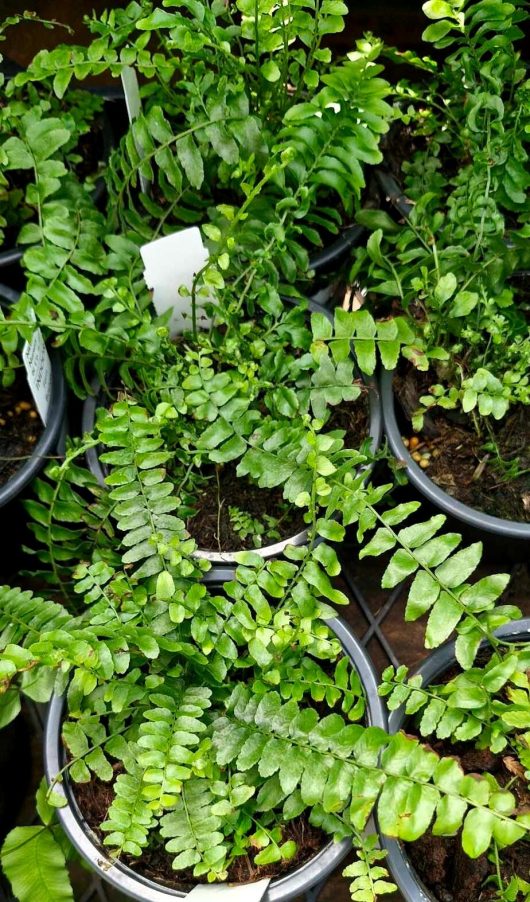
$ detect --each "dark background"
[1,0,427,71]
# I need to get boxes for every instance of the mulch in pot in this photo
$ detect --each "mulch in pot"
[0,373,42,487]
[185,393,370,552]
[73,769,325,890]
[406,740,530,902]
[395,368,530,523]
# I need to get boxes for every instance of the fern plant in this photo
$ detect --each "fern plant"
[0,27,114,388]
[1,548,529,901]
[348,0,530,514]
[3,353,530,901]
[13,0,393,275]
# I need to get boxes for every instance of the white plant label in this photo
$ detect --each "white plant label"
[186,879,270,901]
[120,65,151,195]
[22,328,52,425]
[141,227,213,335]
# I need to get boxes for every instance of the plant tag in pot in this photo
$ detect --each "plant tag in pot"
[141,228,213,335]
[186,878,270,900]
[120,65,151,195]
[22,328,52,425]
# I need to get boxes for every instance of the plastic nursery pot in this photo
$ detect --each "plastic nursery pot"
[82,296,383,565]
[0,284,66,508]
[378,617,530,902]
[307,224,365,306]
[373,170,413,221]
[44,613,387,902]
[380,368,530,547]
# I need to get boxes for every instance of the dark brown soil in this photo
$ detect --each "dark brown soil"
[0,375,42,486]
[395,368,530,523]
[73,769,325,890]
[187,465,306,553]
[406,740,530,902]
[187,394,370,552]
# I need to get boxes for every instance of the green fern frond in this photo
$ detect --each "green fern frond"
[0,585,72,649]
[101,768,157,857]
[97,400,196,580]
[135,688,212,813]
[1,827,74,902]
[344,834,396,902]
[253,654,366,721]
[213,685,530,854]
[159,779,228,878]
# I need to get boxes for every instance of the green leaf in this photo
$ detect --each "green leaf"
[255,843,282,865]
[415,534,461,567]
[26,119,70,161]
[312,312,333,341]
[1,827,74,902]
[422,0,453,19]
[432,794,468,834]
[434,273,457,303]
[366,229,384,265]
[447,687,489,709]
[249,638,273,666]
[460,574,510,613]
[0,689,21,729]
[425,592,462,648]
[176,134,204,189]
[482,656,518,693]
[356,209,400,233]
[316,519,345,543]
[260,60,281,82]
[359,528,397,558]
[3,136,33,169]
[405,572,440,621]
[53,69,73,99]
[422,19,453,41]
[435,543,482,588]
[451,291,479,317]
[455,631,482,670]
[462,808,494,858]
[36,779,55,827]
[381,550,418,588]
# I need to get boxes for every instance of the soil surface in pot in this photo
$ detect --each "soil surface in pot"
[186,394,370,552]
[73,770,326,890]
[394,368,530,523]
[0,374,42,486]
[406,739,530,902]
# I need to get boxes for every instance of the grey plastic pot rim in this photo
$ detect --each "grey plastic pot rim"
[381,368,530,541]
[82,297,383,564]
[44,614,386,902]
[0,285,67,507]
[378,617,530,902]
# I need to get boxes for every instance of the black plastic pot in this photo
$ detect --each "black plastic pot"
[379,617,530,902]
[308,224,365,305]
[373,169,413,220]
[0,285,66,508]
[381,368,530,546]
[45,610,387,902]
[82,297,383,564]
